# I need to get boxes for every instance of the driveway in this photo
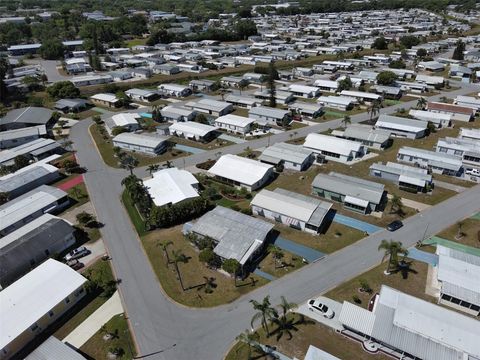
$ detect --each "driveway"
[330,213,382,234]
[24,58,72,83]
[274,236,325,263]
[296,296,343,331]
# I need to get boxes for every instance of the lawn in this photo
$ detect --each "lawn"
[325,260,433,309]
[141,226,269,307]
[258,249,305,277]
[80,313,136,360]
[126,37,147,47]
[438,217,480,249]
[90,124,189,168]
[226,314,391,360]
[121,190,148,237]
[67,183,90,208]
[54,260,115,340]
[273,222,364,254]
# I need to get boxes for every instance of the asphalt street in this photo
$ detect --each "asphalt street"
[70,80,480,360]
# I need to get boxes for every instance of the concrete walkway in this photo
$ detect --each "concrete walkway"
[274,236,325,263]
[330,213,382,234]
[387,194,431,212]
[63,291,123,348]
[435,180,467,193]
[406,247,438,267]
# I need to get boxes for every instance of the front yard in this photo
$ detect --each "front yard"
[438,217,480,249]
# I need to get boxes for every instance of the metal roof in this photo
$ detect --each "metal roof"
[111,113,140,127]
[188,98,231,112]
[0,125,46,143]
[169,121,217,137]
[344,124,391,144]
[0,138,60,165]
[0,163,58,194]
[0,107,53,127]
[208,154,273,186]
[190,206,273,264]
[398,146,463,171]
[249,106,289,119]
[0,260,87,351]
[376,114,427,133]
[312,171,384,205]
[304,133,363,156]
[25,336,87,360]
[215,114,255,128]
[409,109,452,124]
[143,168,199,207]
[370,161,432,183]
[317,95,355,106]
[259,142,312,165]
[113,132,168,149]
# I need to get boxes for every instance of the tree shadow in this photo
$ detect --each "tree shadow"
[391,260,418,279]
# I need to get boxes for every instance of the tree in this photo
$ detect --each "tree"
[267,62,277,108]
[341,115,351,129]
[157,240,173,264]
[416,97,427,110]
[222,258,241,286]
[390,194,403,215]
[250,296,277,336]
[13,155,30,170]
[367,100,381,122]
[111,126,128,136]
[147,164,160,175]
[235,330,264,360]
[268,244,284,269]
[194,113,208,124]
[76,211,95,226]
[416,48,427,58]
[235,19,257,40]
[270,296,299,341]
[0,56,9,101]
[378,240,408,274]
[372,36,388,50]
[171,249,188,291]
[119,154,139,175]
[452,40,465,61]
[62,159,79,174]
[389,59,406,69]
[22,75,42,91]
[376,71,397,86]
[0,192,9,205]
[337,76,352,92]
[39,39,65,60]
[400,35,421,49]
[46,81,80,99]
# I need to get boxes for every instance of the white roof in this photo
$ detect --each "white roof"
[304,346,341,360]
[169,121,217,137]
[304,133,363,156]
[409,109,452,123]
[144,168,199,207]
[313,79,338,89]
[158,83,189,91]
[317,95,355,106]
[215,114,255,128]
[0,259,87,350]
[111,113,139,127]
[344,195,369,208]
[399,174,426,187]
[113,133,167,148]
[288,84,319,94]
[90,93,118,103]
[208,154,273,186]
[376,114,427,133]
[459,127,480,140]
[340,90,382,100]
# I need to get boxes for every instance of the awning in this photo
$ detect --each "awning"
[399,174,426,187]
[344,195,369,208]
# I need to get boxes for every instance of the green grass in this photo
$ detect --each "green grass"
[126,37,147,47]
[438,218,480,249]
[90,124,119,167]
[121,190,148,237]
[67,183,90,208]
[80,313,136,360]
[54,260,115,340]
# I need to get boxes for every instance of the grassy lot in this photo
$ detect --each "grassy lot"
[258,249,305,277]
[172,135,233,150]
[80,313,136,360]
[54,260,115,340]
[226,314,391,360]
[273,222,364,254]
[121,190,148,237]
[126,37,147,47]
[325,260,433,309]
[438,217,480,249]
[67,183,90,208]
[90,124,189,167]
[141,226,269,307]
[232,107,250,117]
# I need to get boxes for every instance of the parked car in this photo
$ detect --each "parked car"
[64,246,90,261]
[308,299,335,318]
[466,168,480,176]
[387,220,403,232]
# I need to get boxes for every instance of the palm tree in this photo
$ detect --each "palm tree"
[163,160,173,169]
[268,244,284,269]
[367,100,381,122]
[120,154,139,175]
[235,330,264,360]
[378,240,408,274]
[238,82,247,95]
[390,194,403,215]
[157,240,173,264]
[416,97,427,110]
[147,164,160,175]
[276,296,297,318]
[341,115,351,129]
[250,296,278,337]
[171,249,188,291]
[456,220,465,239]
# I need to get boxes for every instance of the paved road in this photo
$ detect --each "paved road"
[70,81,480,360]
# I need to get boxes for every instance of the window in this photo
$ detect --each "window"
[30,324,39,332]
[438,147,447,153]
[454,150,463,156]
[65,297,70,304]
[48,310,54,317]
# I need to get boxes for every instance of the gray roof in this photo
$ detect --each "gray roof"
[188,99,232,112]
[25,336,87,360]
[0,138,61,165]
[344,124,391,144]
[190,206,273,264]
[112,133,168,149]
[0,164,59,194]
[312,172,384,205]
[249,106,289,119]
[370,161,432,183]
[54,98,88,109]
[259,142,312,165]
[0,107,53,127]
[0,125,46,142]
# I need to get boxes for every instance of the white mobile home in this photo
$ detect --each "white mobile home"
[248,106,291,126]
[214,114,255,135]
[375,114,427,139]
[304,133,366,163]
[112,133,168,155]
[397,146,463,176]
[259,142,313,171]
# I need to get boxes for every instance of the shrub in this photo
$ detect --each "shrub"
[352,295,362,304]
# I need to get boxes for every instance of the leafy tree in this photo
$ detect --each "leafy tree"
[198,248,222,268]
[111,126,128,136]
[416,97,427,110]
[62,159,79,174]
[119,154,139,175]
[267,62,277,108]
[390,194,404,215]
[39,39,65,60]
[378,240,408,274]
[14,155,30,170]
[337,76,352,92]
[416,48,427,58]
[250,296,277,336]
[46,81,80,99]
[388,59,406,69]
[376,71,397,86]
[235,19,257,40]
[76,211,95,226]
[0,56,9,101]
[452,40,465,61]
[222,258,241,286]
[372,36,388,50]
[194,113,208,124]
[341,115,351,129]
[367,100,381,122]
[400,35,421,49]
[147,164,160,175]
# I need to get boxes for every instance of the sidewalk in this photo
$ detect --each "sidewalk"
[63,291,123,348]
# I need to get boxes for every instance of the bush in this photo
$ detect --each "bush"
[47,81,80,99]
[352,295,362,304]
[359,279,372,294]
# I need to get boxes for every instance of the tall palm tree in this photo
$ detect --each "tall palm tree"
[147,164,160,175]
[250,296,278,337]
[368,100,381,122]
[157,240,173,264]
[268,244,284,269]
[120,154,139,175]
[341,115,351,129]
[171,249,188,291]
[235,330,264,360]
[163,160,173,169]
[390,194,403,215]
[416,97,427,110]
[378,240,408,274]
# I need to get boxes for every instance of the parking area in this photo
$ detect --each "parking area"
[296,296,343,331]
